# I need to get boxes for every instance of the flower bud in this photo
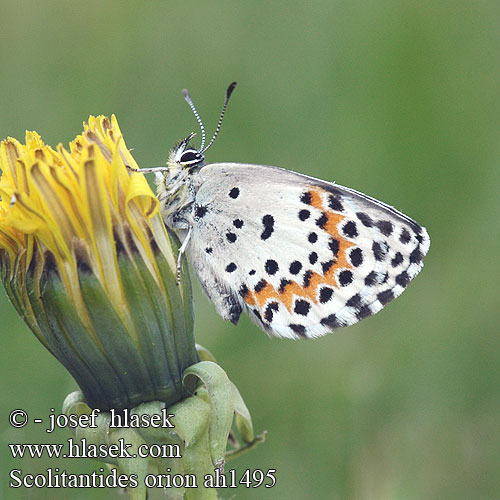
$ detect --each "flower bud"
[0,116,198,410]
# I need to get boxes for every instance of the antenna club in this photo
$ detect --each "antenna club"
[227,82,237,98]
[182,89,191,99]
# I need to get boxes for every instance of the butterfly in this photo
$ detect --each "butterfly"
[136,82,430,339]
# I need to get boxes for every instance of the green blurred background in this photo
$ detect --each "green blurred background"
[1,1,499,499]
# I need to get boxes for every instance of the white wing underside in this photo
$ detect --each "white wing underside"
[184,163,430,339]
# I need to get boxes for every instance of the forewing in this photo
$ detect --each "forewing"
[188,163,430,339]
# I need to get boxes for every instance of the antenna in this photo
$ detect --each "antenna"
[202,81,237,153]
[182,88,206,151]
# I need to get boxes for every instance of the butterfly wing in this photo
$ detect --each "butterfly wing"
[187,163,430,339]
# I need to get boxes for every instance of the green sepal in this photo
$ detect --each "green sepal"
[168,394,210,448]
[230,382,255,444]
[24,259,67,358]
[36,269,114,409]
[155,245,198,368]
[2,252,43,344]
[193,343,255,442]
[118,254,185,406]
[78,267,155,410]
[62,391,91,419]
[42,269,129,410]
[195,344,217,363]
[183,361,233,469]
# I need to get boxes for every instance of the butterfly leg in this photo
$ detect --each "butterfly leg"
[176,225,193,285]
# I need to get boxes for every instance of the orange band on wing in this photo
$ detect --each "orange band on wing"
[244,187,355,312]
[309,189,324,210]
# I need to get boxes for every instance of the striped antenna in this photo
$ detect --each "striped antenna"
[182,88,206,151]
[202,81,237,153]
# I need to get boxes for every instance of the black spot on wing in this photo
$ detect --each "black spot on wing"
[349,248,363,267]
[294,299,311,316]
[309,252,318,264]
[226,232,237,243]
[225,262,237,273]
[233,219,244,228]
[239,284,249,298]
[289,261,302,275]
[316,213,328,229]
[328,194,344,212]
[391,252,403,267]
[261,215,274,240]
[299,209,310,221]
[400,227,411,244]
[346,294,362,308]
[356,305,372,320]
[339,270,353,286]
[300,191,312,205]
[321,314,343,329]
[264,302,279,323]
[195,204,207,218]
[377,220,393,236]
[364,271,378,286]
[308,232,318,243]
[372,241,388,261]
[279,279,292,293]
[254,279,267,292]
[377,289,395,305]
[356,212,374,227]
[329,238,340,257]
[303,270,313,287]
[342,220,358,238]
[396,271,410,288]
[265,259,279,275]
[229,187,240,199]
[319,287,334,303]
[289,324,307,337]
[322,260,334,273]
[410,247,423,264]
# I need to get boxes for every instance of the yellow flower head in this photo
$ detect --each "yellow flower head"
[0,116,197,410]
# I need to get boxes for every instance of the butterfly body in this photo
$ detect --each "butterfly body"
[153,135,430,339]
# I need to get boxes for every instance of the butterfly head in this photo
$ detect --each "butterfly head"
[172,133,205,170]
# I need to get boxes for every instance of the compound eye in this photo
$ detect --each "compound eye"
[180,150,202,165]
